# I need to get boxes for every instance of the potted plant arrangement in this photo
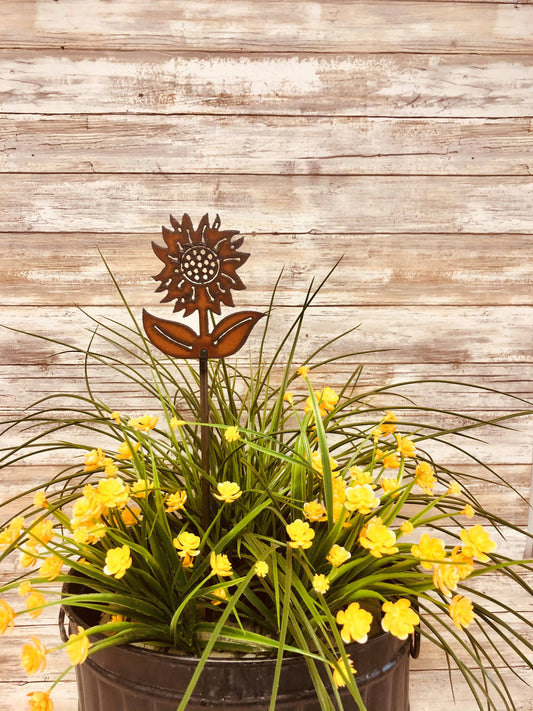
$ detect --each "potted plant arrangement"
[0,214,532,711]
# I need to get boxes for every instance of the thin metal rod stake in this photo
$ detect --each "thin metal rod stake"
[199,348,210,531]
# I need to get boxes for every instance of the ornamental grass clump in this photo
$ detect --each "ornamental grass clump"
[0,247,532,711]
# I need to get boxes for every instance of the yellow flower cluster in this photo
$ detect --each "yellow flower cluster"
[304,387,339,419]
[27,690,53,711]
[336,603,373,644]
[213,481,242,503]
[381,599,420,640]
[359,520,398,558]
[286,520,315,550]
[103,546,132,579]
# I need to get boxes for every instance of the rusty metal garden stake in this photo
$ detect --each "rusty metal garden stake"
[142,213,264,530]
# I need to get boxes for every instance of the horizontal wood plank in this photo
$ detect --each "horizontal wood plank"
[1,363,531,412]
[1,232,531,306]
[3,115,533,176]
[3,175,533,234]
[0,1,531,53]
[1,51,533,117]
[1,305,532,365]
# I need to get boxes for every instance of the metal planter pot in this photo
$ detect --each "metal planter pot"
[61,581,412,711]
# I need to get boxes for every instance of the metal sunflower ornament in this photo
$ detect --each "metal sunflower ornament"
[143,213,264,527]
[143,213,264,359]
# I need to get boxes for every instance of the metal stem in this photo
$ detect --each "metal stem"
[199,348,210,531]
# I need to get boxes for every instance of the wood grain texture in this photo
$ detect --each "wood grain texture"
[3,174,533,234]
[2,51,533,117]
[1,2,532,709]
[1,305,532,365]
[3,115,533,176]
[0,1,531,53]
[1,232,531,306]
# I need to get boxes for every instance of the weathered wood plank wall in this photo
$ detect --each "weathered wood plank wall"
[0,1,532,709]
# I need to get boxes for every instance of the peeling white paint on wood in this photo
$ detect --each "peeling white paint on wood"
[0,1,530,53]
[1,51,533,117]
[3,174,533,234]
[2,115,533,175]
[1,1,532,708]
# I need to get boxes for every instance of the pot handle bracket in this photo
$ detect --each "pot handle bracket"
[58,606,69,643]
[409,627,421,658]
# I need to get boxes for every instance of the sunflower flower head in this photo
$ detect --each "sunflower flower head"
[152,213,249,316]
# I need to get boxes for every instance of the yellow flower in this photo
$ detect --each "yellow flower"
[173,531,201,560]
[303,501,328,522]
[73,524,106,545]
[381,599,420,640]
[111,613,127,623]
[181,552,195,569]
[120,505,142,526]
[380,411,398,435]
[396,435,416,458]
[27,690,53,711]
[116,441,140,460]
[344,484,380,515]
[130,479,154,498]
[18,581,33,597]
[254,561,269,578]
[97,478,130,508]
[110,411,121,423]
[0,516,25,548]
[376,449,399,469]
[210,551,233,577]
[336,602,373,644]
[461,504,475,518]
[447,481,461,495]
[432,561,461,597]
[211,587,228,606]
[83,448,107,472]
[170,417,186,429]
[0,599,16,634]
[450,546,474,580]
[380,477,400,497]
[26,590,47,619]
[414,461,436,493]
[411,533,446,570]
[286,519,315,550]
[283,391,294,405]
[20,551,38,568]
[128,414,159,431]
[305,387,339,418]
[66,625,90,665]
[326,544,351,567]
[310,451,338,476]
[349,468,374,487]
[104,458,118,477]
[312,574,330,594]
[399,521,414,536]
[359,522,399,558]
[214,481,242,503]
[224,426,240,442]
[28,519,54,548]
[165,490,187,512]
[103,546,132,579]
[331,655,356,688]
[39,556,63,581]
[297,365,310,378]
[460,524,497,562]
[71,485,107,530]
[449,594,476,630]
[33,491,48,509]
[21,636,47,675]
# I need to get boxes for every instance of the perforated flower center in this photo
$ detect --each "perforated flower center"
[181,246,220,285]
